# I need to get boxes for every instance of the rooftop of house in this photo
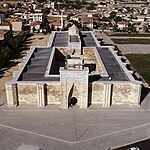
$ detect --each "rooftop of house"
[50,22,61,26]
[81,17,93,23]
[11,18,23,22]
[0,22,11,26]
[30,21,41,26]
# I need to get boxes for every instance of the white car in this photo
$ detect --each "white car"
[127,147,140,150]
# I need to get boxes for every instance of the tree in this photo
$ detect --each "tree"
[0,46,12,68]
[70,20,82,29]
[86,2,96,10]
[114,16,122,23]
[22,25,30,32]
[75,0,82,9]
[16,2,21,8]
[42,8,50,15]
[144,26,149,32]
[37,0,46,3]
[5,10,13,18]
[93,14,101,20]
[130,15,138,20]
[50,24,55,31]
[0,32,29,69]
[128,23,137,33]
[82,0,87,5]
[63,23,72,31]
[93,21,98,29]
[101,17,110,22]
[113,24,119,32]
[43,24,50,33]
[7,32,27,51]
[110,11,116,20]
[32,26,36,33]
[126,7,133,13]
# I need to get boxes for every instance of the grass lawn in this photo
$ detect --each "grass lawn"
[112,38,150,44]
[125,54,150,85]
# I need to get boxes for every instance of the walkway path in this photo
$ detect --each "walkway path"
[111,36,150,39]
[117,44,150,54]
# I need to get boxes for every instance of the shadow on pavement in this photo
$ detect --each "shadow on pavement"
[0,103,5,107]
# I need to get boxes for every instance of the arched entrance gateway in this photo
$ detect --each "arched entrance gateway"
[60,66,89,109]
[67,84,79,107]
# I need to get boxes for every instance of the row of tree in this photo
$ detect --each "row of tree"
[0,32,29,69]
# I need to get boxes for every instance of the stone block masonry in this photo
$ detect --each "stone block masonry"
[60,67,89,108]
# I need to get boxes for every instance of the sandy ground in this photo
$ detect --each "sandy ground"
[0,33,50,98]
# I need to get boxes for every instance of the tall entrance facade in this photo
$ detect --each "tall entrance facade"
[60,67,89,109]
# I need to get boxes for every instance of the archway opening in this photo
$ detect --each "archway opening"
[69,97,78,107]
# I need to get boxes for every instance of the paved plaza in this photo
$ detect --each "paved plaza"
[0,93,150,150]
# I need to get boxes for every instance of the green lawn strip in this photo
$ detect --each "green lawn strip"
[112,38,150,44]
[125,54,150,85]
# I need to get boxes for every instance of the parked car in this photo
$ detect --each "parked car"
[127,147,140,150]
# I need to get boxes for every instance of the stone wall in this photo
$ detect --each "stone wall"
[7,77,141,107]
[16,81,141,107]
[91,82,105,105]
[83,48,103,74]
[91,81,141,106]
[47,82,61,104]
[18,83,37,104]
[112,82,141,105]
[17,82,61,105]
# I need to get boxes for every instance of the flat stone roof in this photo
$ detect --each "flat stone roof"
[80,32,97,47]
[52,32,68,47]
[17,31,132,82]
[19,47,60,81]
[97,47,129,81]
[70,35,79,42]
[52,32,97,47]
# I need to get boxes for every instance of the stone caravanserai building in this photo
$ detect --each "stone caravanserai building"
[6,25,142,108]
